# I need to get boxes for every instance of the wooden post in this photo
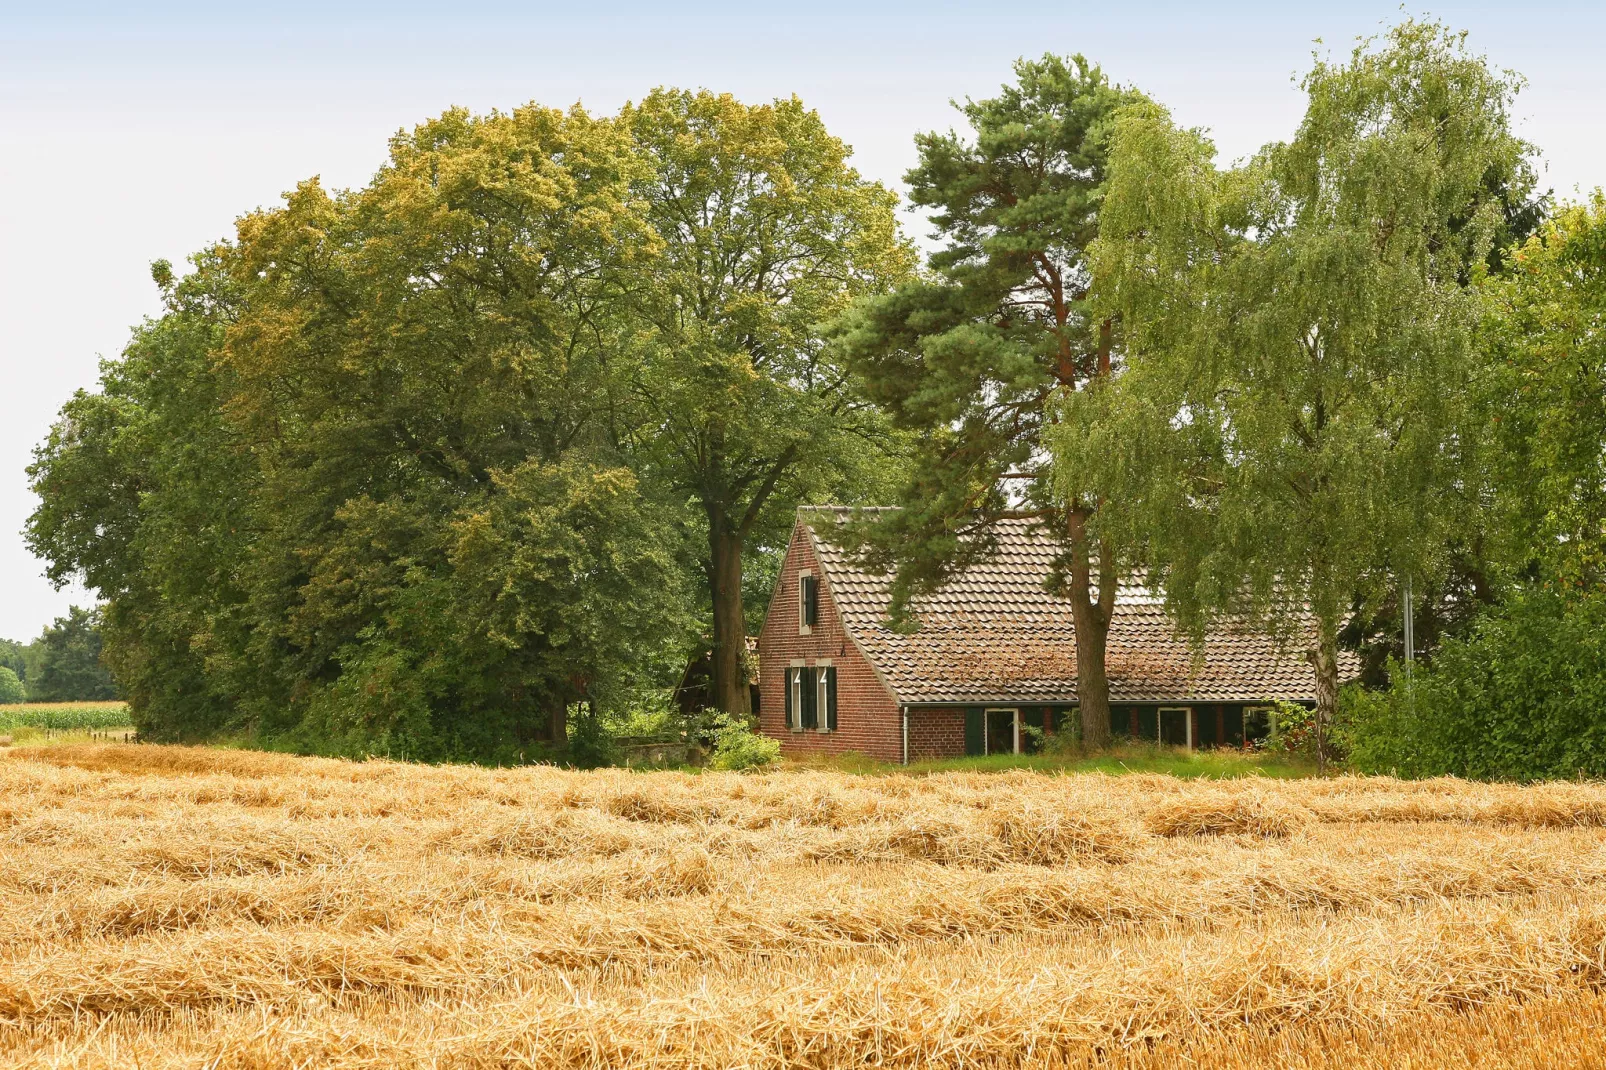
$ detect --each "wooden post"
[1185,708,1195,751]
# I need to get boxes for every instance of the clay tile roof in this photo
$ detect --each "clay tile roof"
[801,507,1352,706]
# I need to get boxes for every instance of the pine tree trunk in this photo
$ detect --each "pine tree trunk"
[1312,624,1339,776]
[1066,509,1113,749]
[708,510,752,716]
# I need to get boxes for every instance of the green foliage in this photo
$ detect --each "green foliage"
[0,640,26,682]
[1259,701,1345,762]
[707,712,781,771]
[0,703,131,732]
[0,668,24,705]
[1058,21,1536,755]
[28,103,695,759]
[1348,589,1606,780]
[566,705,622,770]
[831,54,1145,616]
[1478,196,1606,589]
[617,88,916,714]
[26,89,907,758]
[24,607,119,703]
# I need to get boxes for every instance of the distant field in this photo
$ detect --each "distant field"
[0,701,130,734]
[3,744,1606,1067]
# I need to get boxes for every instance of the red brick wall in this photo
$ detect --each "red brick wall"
[758,522,904,762]
[907,707,965,761]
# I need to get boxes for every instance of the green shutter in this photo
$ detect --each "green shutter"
[784,667,793,728]
[801,668,817,730]
[826,668,838,731]
[964,708,984,756]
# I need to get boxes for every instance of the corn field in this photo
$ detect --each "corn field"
[3,744,1606,1067]
[0,703,130,734]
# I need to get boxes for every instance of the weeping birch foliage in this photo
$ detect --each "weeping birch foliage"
[1053,21,1536,759]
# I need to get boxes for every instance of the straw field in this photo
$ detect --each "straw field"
[4,744,1606,1068]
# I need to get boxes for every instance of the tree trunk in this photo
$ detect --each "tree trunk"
[1311,624,1339,776]
[1066,509,1113,749]
[708,508,752,716]
[546,693,568,748]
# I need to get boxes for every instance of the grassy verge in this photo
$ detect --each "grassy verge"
[789,742,1314,779]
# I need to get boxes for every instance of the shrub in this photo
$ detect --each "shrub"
[707,713,781,771]
[0,667,24,705]
[1347,588,1606,780]
[1261,699,1346,762]
[567,705,621,770]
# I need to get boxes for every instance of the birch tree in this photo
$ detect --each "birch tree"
[1057,21,1534,766]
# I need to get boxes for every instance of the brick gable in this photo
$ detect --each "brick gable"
[757,521,903,761]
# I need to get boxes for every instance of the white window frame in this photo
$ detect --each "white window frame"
[983,707,1020,755]
[815,659,833,733]
[798,570,815,635]
[788,659,806,732]
[1158,706,1194,750]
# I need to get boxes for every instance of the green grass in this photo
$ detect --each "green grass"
[791,742,1314,779]
[0,701,133,733]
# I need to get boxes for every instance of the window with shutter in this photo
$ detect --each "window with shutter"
[799,574,818,630]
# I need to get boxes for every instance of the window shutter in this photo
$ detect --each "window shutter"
[784,668,794,729]
[825,667,838,731]
[800,667,817,730]
[964,708,985,757]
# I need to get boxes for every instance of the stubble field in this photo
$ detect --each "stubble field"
[4,744,1606,1068]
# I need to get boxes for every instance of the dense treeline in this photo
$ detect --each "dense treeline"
[28,94,909,759]
[25,19,1606,775]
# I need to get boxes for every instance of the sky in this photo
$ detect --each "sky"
[2,1,1604,643]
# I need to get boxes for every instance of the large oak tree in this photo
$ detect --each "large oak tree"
[617,90,915,715]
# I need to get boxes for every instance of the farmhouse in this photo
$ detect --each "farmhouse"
[758,507,1336,764]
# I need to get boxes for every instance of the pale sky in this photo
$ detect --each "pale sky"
[2,1,1603,642]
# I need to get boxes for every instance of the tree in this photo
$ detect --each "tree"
[1059,21,1534,769]
[0,667,24,705]
[29,103,697,758]
[28,252,255,738]
[0,639,25,683]
[1479,196,1606,589]
[830,55,1144,746]
[26,607,120,702]
[617,89,915,715]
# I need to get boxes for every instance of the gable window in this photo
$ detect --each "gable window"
[799,573,819,633]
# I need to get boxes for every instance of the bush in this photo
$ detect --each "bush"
[1260,699,1345,762]
[0,667,24,705]
[1347,587,1606,780]
[567,705,621,770]
[707,713,781,771]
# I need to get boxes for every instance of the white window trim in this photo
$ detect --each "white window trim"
[1158,706,1194,749]
[815,660,833,733]
[983,707,1020,755]
[798,571,814,635]
[788,660,805,732]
